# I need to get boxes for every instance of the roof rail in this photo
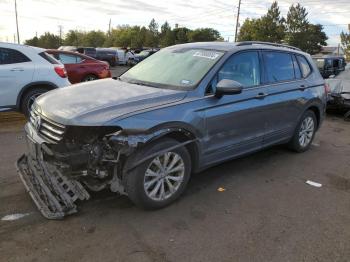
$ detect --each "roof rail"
[236,41,301,51]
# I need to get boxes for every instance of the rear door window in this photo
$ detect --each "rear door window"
[296,55,312,77]
[58,54,80,64]
[0,48,31,64]
[263,52,295,83]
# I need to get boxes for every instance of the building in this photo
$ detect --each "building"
[316,45,345,57]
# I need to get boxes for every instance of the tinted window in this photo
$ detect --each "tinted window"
[297,55,311,77]
[263,52,294,82]
[292,55,301,79]
[58,53,80,64]
[39,52,59,64]
[217,51,260,87]
[0,48,31,64]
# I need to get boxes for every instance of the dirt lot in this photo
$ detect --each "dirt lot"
[0,112,349,262]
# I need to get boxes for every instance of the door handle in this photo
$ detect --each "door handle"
[10,68,24,71]
[255,92,268,99]
[299,84,307,91]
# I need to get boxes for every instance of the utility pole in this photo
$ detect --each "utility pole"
[108,18,111,36]
[15,0,20,44]
[58,25,63,45]
[234,0,241,42]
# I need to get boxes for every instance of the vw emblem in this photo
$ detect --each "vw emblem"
[33,115,42,130]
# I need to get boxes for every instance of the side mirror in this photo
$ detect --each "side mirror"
[215,79,243,97]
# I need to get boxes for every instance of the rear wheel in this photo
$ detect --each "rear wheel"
[21,87,48,117]
[124,138,191,209]
[288,110,317,152]
[82,74,98,82]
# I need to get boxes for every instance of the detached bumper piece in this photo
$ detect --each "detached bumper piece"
[17,154,90,219]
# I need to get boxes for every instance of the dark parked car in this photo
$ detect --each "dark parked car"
[128,49,158,66]
[326,69,350,118]
[47,49,111,83]
[313,56,346,78]
[95,48,117,67]
[17,41,326,219]
[76,47,97,58]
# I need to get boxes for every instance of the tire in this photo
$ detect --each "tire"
[20,87,48,117]
[82,74,98,82]
[123,138,192,209]
[288,110,317,152]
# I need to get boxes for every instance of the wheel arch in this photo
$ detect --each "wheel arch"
[113,123,201,173]
[16,82,58,111]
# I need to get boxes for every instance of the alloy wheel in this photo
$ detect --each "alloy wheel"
[143,152,185,201]
[298,116,315,147]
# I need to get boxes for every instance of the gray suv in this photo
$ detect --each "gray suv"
[17,41,326,219]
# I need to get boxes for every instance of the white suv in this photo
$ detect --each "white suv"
[0,42,71,116]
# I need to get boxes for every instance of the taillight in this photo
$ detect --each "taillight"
[324,83,331,94]
[54,66,67,78]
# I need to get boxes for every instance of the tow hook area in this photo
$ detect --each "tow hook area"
[16,154,90,219]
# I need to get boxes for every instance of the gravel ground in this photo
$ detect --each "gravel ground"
[0,113,349,262]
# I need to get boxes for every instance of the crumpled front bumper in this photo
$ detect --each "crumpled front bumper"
[16,123,90,219]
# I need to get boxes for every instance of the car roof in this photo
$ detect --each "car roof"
[0,42,45,53]
[46,49,96,60]
[166,41,307,55]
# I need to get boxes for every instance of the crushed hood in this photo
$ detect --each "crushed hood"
[35,78,187,126]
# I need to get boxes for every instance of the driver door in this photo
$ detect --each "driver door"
[202,51,269,165]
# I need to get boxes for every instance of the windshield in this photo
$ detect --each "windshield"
[120,48,224,90]
[139,51,150,56]
[313,58,324,69]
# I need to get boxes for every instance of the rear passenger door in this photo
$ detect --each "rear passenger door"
[262,51,307,145]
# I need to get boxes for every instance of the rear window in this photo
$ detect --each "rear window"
[263,52,295,83]
[297,55,312,78]
[39,52,60,64]
[0,47,31,64]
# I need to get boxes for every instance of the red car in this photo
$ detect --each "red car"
[46,50,111,84]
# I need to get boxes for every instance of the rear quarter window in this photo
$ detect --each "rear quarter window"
[39,52,60,64]
[297,55,312,78]
[263,51,295,83]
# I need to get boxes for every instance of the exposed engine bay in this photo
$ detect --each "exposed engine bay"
[17,110,194,219]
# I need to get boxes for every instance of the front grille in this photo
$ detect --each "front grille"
[30,110,65,143]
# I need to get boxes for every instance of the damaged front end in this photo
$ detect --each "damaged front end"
[17,110,190,219]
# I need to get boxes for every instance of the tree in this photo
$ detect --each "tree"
[64,30,85,46]
[173,27,190,44]
[340,31,350,59]
[188,28,222,42]
[160,21,175,47]
[145,18,159,47]
[82,30,106,47]
[24,32,60,48]
[238,2,285,43]
[24,36,39,47]
[285,4,327,54]
[259,1,285,42]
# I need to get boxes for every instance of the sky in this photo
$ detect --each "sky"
[0,0,349,46]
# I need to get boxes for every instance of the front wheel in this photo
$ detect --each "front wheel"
[124,138,191,209]
[288,110,317,152]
